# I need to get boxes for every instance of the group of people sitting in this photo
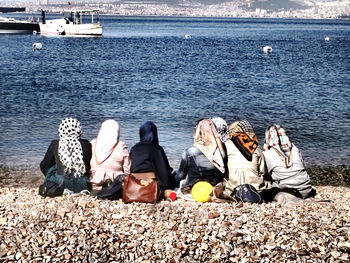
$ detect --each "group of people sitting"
[39,117,315,203]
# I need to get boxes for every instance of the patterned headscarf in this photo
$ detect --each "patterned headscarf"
[193,119,225,173]
[227,120,258,161]
[58,117,86,177]
[264,124,293,168]
[210,117,228,143]
[94,119,120,165]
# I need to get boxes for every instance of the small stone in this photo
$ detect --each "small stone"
[65,253,72,260]
[208,212,219,219]
[201,243,208,250]
[177,243,184,250]
[73,216,84,225]
[15,252,22,260]
[330,251,341,258]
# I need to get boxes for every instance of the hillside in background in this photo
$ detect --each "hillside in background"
[1,0,349,18]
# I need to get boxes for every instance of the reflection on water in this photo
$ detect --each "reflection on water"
[0,16,349,168]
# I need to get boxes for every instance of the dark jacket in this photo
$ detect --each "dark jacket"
[175,146,224,189]
[130,121,175,190]
[40,139,92,177]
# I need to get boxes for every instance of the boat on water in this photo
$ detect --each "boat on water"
[39,10,102,36]
[0,7,40,34]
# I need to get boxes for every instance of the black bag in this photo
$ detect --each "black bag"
[232,184,261,204]
[95,174,126,200]
[39,180,64,197]
[39,166,64,197]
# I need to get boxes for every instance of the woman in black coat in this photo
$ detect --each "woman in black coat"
[40,117,92,194]
[130,121,175,190]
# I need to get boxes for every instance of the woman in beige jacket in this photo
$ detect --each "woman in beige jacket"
[221,120,271,198]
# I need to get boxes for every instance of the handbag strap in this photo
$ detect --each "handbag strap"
[132,172,156,180]
[94,140,118,165]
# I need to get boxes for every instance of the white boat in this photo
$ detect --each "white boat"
[39,10,102,36]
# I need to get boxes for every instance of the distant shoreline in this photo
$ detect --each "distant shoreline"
[8,12,350,21]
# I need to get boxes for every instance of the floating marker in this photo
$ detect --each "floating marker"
[184,34,191,39]
[263,45,272,53]
[33,42,42,50]
[325,37,330,41]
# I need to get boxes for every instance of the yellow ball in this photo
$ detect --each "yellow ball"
[191,181,213,203]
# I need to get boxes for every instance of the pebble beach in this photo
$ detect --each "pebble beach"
[0,166,349,262]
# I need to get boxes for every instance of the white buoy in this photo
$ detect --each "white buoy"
[33,30,37,35]
[263,46,272,53]
[33,43,42,50]
[184,34,191,39]
[325,37,330,41]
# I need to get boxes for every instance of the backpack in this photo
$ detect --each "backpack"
[39,180,64,197]
[231,184,261,204]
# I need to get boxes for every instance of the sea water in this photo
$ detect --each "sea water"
[0,16,349,168]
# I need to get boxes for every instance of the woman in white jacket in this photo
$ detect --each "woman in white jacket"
[263,124,315,199]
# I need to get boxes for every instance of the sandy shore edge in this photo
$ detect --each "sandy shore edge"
[1,165,349,188]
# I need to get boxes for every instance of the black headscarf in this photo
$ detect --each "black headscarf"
[139,121,159,145]
[131,121,174,189]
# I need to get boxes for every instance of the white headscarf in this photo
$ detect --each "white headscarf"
[94,119,120,165]
[58,117,86,177]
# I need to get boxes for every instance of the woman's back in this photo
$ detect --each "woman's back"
[39,117,92,195]
[263,124,314,198]
[225,140,268,191]
[89,119,130,190]
[130,121,174,190]
[175,119,226,190]
[40,139,92,177]
[263,145,311,197]
[222,120,270,196]
[131,142,166,169]
[176,146,224,188]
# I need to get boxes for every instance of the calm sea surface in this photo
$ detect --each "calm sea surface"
[0,15,349,168]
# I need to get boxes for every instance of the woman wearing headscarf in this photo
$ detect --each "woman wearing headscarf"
[219,120,271,199]
[40,117,92,194]
[175,119,226,190]
[89,119,131,191]
[210,117,229,143]
[262,124,315,199]
[129,121,175,190]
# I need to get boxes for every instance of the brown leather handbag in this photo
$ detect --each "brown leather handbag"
[122,173,160,203]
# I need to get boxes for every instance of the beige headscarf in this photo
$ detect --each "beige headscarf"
[193,119,225,173]
[94,119,120,165]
